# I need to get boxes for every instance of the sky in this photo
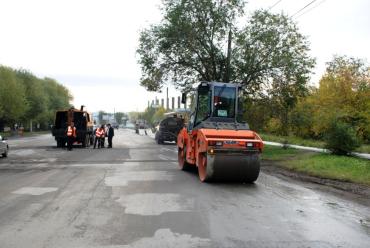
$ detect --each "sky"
[0,0,369,113]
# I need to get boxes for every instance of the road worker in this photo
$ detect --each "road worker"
[106,123,114,148]
[94,125,105,149]
[102,124,107,148]
[66,122,77,151]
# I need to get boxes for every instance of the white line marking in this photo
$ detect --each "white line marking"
[12,187,58,195]
[116,193,194,216]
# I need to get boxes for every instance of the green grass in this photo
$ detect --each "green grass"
[260,132,325,148]
[260,132,370,154]
[262,145,370,186]
[261,145,300,160]
[285,153,370,186]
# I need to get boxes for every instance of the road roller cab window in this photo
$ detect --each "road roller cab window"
[194,84,211,126]
[212,85,236,118]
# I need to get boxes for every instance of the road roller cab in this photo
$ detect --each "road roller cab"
[177,82,264,182]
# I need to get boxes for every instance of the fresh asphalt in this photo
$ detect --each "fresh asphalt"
[0,129,369,248]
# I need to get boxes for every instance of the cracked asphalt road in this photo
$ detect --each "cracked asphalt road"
[0,129,369,247]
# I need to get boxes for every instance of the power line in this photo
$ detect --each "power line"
[291,0,318,18]
[269,0,283,11]
[295,0,328,19]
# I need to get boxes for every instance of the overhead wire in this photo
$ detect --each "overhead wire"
[295,0,328,19]
[291,0,318,18]
[269,0,283,11]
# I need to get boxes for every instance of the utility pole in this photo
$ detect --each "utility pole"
[166,87,169,110]
[225,29,232,83]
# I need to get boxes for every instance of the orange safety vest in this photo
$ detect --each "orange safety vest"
[95,128,104,138]
[67,126,76,137]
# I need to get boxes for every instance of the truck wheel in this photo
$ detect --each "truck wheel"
[2,149,8,157]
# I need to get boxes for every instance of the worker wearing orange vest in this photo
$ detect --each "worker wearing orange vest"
[66,122,77,151]
[94,125,105,149]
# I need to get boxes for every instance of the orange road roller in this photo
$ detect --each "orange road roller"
[177,82,264,183]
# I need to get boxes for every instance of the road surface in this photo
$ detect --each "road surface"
[0,129,369,247]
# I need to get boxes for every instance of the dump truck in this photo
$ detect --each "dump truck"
[52,106,94,147]
[177,82,264,182]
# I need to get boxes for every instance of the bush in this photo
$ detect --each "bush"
[324,120,361,155]
[266,118,283,135]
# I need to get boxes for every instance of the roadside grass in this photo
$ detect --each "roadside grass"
[262,145,370,186]
[261,145,300,160]
[260,132,370,154]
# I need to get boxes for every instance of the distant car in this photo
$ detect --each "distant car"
[155,117,184,144]
[0,135,9,158]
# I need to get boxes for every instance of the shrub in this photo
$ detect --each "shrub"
[324,120,361,155]
[266,118,283,135]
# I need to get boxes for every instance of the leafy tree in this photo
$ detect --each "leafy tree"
[0,66,72,130]
[311,56,370,142]
[243,97,273,131]
[234,10,314,95]
[41,77,72,128]
[0,66,27,124]
[137,0,245,92]
[15,70,47,128]
[289,94,316,138]
[235,10,314,135]
[137,2,314,100]
[153,107,167,123]
[142,107,157,126]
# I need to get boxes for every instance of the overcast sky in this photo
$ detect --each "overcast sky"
[1,0,369,113]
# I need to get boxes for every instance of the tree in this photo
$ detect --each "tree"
[41,77,72,128]
[137,0,245,92]
[311,56,370,142]
[137,1,314,99]
[234,10,314,95]
[142,107,156,126]
[0,66,27,125]
[153,107,167,123]
[15,70,47,129]
[0,66,72,130]
[289,94,316,138]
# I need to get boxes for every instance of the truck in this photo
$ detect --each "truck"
[52,106,94,148]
